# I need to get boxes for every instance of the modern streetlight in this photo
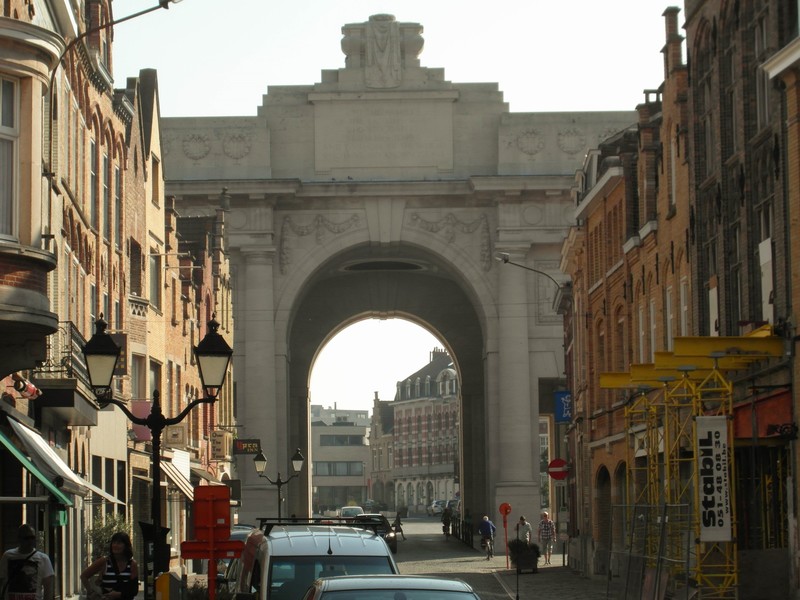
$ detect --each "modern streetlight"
[253,448,305,520]
[82,314,232,577]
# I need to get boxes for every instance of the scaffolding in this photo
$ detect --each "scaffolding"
[599,329,784,599]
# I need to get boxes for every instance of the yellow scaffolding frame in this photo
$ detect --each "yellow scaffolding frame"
[599,331,784,599]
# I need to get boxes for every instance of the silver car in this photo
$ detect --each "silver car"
[300,575,482,600]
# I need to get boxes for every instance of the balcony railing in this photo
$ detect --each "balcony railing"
[32,321,90,388]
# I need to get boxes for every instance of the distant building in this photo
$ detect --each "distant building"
[310,405,370,513]
[389,348,459,514]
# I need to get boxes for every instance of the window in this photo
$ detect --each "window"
[638,304,645,363]
[319,435,364,446]
[130,240,142,296]
[755,14,771,130]
[149,360,162,398]
[649,299,657,361]
[312,461,364,476]
[669,138,678,209]
[103,154,110,239]
[90,140,98,228]
[665,287,674,351]
[90,284,97,324]
[149,253,162,310]
[151,156,161,206]
[131,355,145,400]
[0,77,17,237]
[114,167,121,248]
[680,279,689,336]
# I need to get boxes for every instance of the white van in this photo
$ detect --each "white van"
[228,519,399,600]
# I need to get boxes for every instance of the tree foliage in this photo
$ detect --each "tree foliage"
[87,513,131,560]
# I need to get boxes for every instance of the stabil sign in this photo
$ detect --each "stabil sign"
[696,416,732,542]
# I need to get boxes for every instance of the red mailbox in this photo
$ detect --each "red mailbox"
[180,486,243,600]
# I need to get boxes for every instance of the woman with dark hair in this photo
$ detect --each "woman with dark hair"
[80,533,139,600]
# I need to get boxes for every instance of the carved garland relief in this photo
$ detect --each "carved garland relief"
[163,130,254,162]
[276,210,493,274]
[409,212,492,271]
[512,127,590,157]
[278,214,361,274]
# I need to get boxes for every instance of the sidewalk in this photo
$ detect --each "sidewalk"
[494,559,608,599]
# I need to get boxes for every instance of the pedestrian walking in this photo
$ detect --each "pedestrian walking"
[0,524,54,600]
[80,532,139,600]
[515,515,534,545]
[538,511,556,564]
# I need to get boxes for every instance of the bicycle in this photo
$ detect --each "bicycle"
[482,535,494,559]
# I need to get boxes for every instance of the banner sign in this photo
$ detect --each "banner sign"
[232,438,261,455]
[554,391,572,423]
[696,416,732,542]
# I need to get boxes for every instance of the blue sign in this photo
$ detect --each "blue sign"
[554,391,572,423]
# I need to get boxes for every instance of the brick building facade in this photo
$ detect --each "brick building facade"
[0,1,232,597]
[561,4,798,598]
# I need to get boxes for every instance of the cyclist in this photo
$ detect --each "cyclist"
[441,506,453,539]
[478,515,497,559]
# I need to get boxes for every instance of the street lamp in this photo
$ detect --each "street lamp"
[82,314,232,576]
[494,252,563,289]
[44,1,183,245]
[47,0,182,174]
[253,448,305,520]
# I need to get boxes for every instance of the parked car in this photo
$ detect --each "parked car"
[427,500,445,516]
[363,499,388,512]
[300,574,482,600]
[351,513,398,554]
[339,506,365,517]
[229,519,399,600]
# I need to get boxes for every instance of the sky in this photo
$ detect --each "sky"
[109,0,672,412]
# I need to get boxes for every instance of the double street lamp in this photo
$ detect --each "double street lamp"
[253,448,305,520]
[82,314,233,576]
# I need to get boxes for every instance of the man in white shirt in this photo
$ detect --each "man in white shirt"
[515,515,534,545]
[0,524,54,600]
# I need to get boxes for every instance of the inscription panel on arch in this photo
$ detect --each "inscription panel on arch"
[314,100,454,172]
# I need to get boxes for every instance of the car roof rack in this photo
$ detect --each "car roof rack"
[256,516,385,536]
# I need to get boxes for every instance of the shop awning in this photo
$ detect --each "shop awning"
[0,429,72,506]
[161,461,194,500]
[8,418,123,504]
[191,467,224,485]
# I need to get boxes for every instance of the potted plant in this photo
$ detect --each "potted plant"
[507,539,540,574]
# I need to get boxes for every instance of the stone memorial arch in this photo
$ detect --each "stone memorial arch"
[162,14,634,524]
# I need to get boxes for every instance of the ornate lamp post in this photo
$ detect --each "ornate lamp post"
[253,448,305,519]
[82,314,232,576]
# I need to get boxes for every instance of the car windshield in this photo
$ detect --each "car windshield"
[269,556,396,600]
[319,591,476,600]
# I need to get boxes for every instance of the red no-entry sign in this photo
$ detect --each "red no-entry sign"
[547,458,569,480]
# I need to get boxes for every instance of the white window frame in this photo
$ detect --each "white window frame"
[665,286,674,351]
[649,299,657,362]
[0,76,19,239]
[680,278,689,336]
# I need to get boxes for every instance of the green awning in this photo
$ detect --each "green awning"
[0,430,73,506]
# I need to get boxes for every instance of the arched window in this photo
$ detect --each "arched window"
[414,378,420,397]
[425,376,431,396]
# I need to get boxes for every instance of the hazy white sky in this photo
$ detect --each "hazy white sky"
[111,0,670,117]
[109,0,673,412]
